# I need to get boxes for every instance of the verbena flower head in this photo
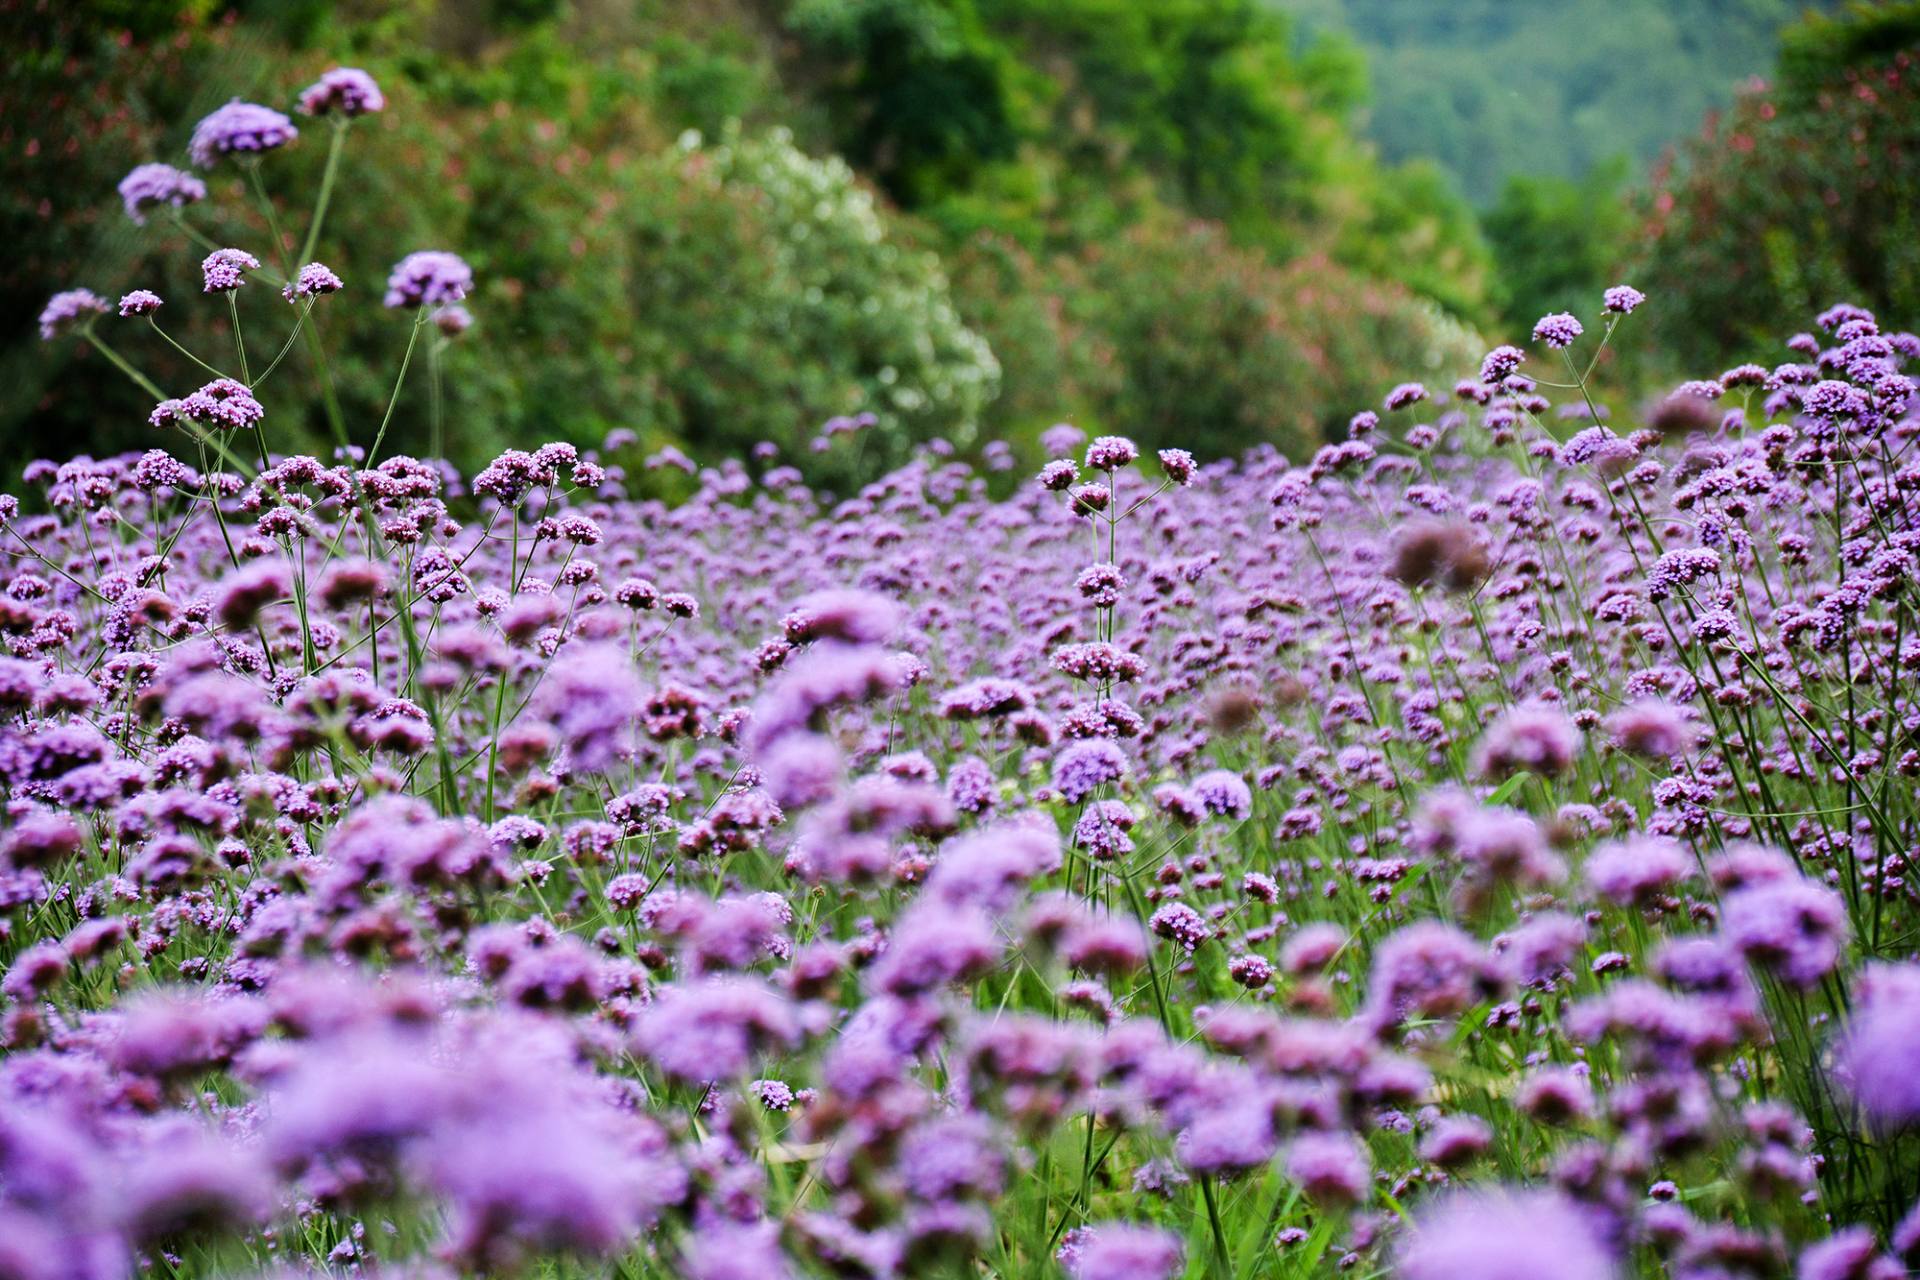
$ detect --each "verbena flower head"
[1474,703,1579,780]
[189,100,299,167]
[1480,344,1525,383]
[150,378,265,432]
[202,248,262,294]
[385,251,474,308]
[117,162,207,223]
[1603,284,1646,314]
[1085,435,1139,471]
[38,289,107,340]
[1157,448,1197,486]
[118,290,163,317]
[1061,1222,1182,1280]
[1397,1189,1615,1280]
[298,67,386,117]
[283,262,345,303]
[1532,312,1584,349]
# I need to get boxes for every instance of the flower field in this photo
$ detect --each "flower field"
[10,69,1920,1280]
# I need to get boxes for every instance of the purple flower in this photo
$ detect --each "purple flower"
[1721,877,1849,988]
[1603,285,1646,314]
[118,290,163,317]
[1583,834,1695,907]
[1285,1131,1370,1205]
[1840,964,1920,1128]
[537,643,645,772]
[1533,312,1584,349]
[1367,921,1505,1026]
[1053,738,1128,803]
[1062,1222,1182,1280]
[298,67,386,117]
[283,262,344,302]
[1385,381,1429,411]
[1157,448,1198,485]
[151,378,265,433]
[1474,703,1579,780]
[118,163,207,223]
[632,977,799,1081]
[1418,1116,1492,1167]
[1398,1189,1615,1280]
[1604,700,1696,760]
[1148,901,1209,952]
[384,251,474,308]
[202,248,262,294]
[1481,345,1525,383]
[1797,1228,1900,1280]
[189,100,299,167]
[37,289,107,340]
[780,588,899,645]
[1085,436,1139,471]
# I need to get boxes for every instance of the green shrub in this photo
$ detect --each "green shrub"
[628,127,1000,479]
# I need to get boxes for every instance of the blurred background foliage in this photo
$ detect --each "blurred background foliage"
[0,0,1915,486]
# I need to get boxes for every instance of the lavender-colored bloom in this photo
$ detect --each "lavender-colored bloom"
[1583,834,1695,907]
[1280,922,1346,974]
[1603,285,1646,314]
[1475,703,1579,780]
[1085,436,1139,471]
[38,289,107,340]
[1604,700,1696,760]
[190,100,299,167]
[118,290,163,317]
[686,1221,794,1280]
[151,378,265,433]
[1481,345,1525,383]
[1797,1228,1900,1280]
[632,977,799,1081]
[1367,921,1504,1026]
[1721,877,1849,988]
[202,248,262,293]
[1053,737,1128,803]
[283,262,344,302]
[1533,312,1584,349]
[1419,1116,1492,1167]
[537,643,645,772]
[118,162,207,222]
[434,304,474,336]
[1385,381,1429,411]
[1285,1131,1370,1205]
[1157,448,1197,485]
[1399,1190,1615,1280]
[1063,1222,1182,1280]
[384,251,474,308]
[299,67,386,117]
[781,588,899,645]
[1840,964,1920,1128]
[1189,768,1251,819]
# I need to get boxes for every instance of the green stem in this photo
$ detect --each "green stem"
[366,313,428,467]
[147,318,233,382]
[225,294,252,385]
[83,329,164,400]
[252,302,311,388]
[299,119,348,266]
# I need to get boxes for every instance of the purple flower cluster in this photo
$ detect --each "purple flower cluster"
[188,100,299,167]
[116,163,207,224]
[13,109,1920,1279]
[384,251,474,308]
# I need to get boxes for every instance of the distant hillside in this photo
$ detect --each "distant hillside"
[1280,0,1826,203]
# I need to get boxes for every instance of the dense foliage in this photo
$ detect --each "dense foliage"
[12,60,1920,1280]
[1,0,1495,480]
[1637,3,1920,371]
[1288,0,1824,205]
